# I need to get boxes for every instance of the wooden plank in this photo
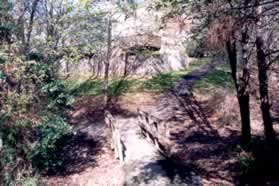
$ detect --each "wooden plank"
[104,111,126,163]
[137,109,172,158]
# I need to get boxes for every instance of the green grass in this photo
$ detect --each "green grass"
[63,57,213,97]
[66,79,104,96]
[143,72,183,91]
[64,78,142,97]
[143,58,211,91]
[108,79,141,97]
[193,63,234,92]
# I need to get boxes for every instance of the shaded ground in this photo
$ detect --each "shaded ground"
[44,98,125,185]
[45,132,103,176]
[45,57,279,185]
[137,57,241,185]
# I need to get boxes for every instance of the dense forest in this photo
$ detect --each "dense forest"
[0,0,278,185]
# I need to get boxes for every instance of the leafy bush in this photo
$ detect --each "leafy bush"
[26,61,53,85]
[0,50,8,64]
[4,90,34,115]
[42,80,75,111]
[0,117,35,185]
[0,115,71,184]
[29,116,72,171]
[0,70,6,79]
[27,52,44,62]
[0,52,73,183]
[0,60,54,121]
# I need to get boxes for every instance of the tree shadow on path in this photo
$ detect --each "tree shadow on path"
[45,132,104,176]
[143,57,245,184]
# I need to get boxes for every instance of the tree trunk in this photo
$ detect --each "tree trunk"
[226,38,251,147]
[25,0,40,54]
[238,94,251,146]
[124,52,129,77]
[255,1,276,143]
[256,36,275,143]
[104,16,112,109]
[14,0,26,54]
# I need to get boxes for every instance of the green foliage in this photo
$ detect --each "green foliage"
[0,70,6,79]
[4,90,33,115]
[144,58,211,91]
[26,61,53,84]
[144,73,181,91]
[42,80,75,111]
[0,113,7,124]
[133,47,161,57]
[68,79,104,96]
[0,81,72,182]
[79,0,91,10]
[68,78,139,97]
[20,176,41,186]
[29,116,72,171]
[27,52,44,62]
[109,79,139,97]
[1,59,53,119]
[0,49,9,64]
[64,58,211,96]
[0,118,36,185]
[0,51,71,183]
[194,63,234,92]
[0,0,114,183]
[0,115,71,183]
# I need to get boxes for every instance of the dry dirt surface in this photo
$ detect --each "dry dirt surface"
[44,96,125,186]
[45,60,279,185]
[45,145,125,186]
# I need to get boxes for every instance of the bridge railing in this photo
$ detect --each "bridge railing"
[137,109,172,158]
[105,111,125,163]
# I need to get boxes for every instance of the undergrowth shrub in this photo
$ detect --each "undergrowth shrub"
[0,115,72,184]
[4,90,34,116]
[0,117,36,185]
[42,80,75,111]
[0,50,75,184]
[29,115,72,172]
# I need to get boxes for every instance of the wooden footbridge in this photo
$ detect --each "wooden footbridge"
[104,109,180,185]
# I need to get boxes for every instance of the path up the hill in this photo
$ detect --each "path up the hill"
[116,57,225,185]
[46,57,229,185]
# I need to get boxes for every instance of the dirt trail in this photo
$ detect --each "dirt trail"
[46,57,240,185]
[114,58,226,185]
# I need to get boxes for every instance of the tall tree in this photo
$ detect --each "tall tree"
[25,0,40,53]
[104,12,112,109]
[255,1,278,142]
[155,0,279,146]
[226,26,251,146]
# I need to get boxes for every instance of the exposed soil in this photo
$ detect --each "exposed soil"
[45,60,279,185]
